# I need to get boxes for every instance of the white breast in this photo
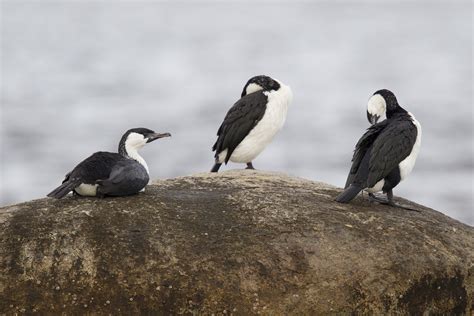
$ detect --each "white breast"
[75,183,98,196]
[219,84,293,164]
[125,142,150,184]
[398,113,422,180]
[125,144,149,175]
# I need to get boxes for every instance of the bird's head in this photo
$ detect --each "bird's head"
[367,89,400,123]
[119,128,171,156]
[241,75,281,97]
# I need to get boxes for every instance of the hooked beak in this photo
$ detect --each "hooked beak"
[146,132,171,143]
[369,114,380,125]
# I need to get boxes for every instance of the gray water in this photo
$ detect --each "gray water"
[1,1,473,225]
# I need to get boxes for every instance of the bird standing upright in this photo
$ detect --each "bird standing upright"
[211,75,293,172]
[336,90,421,207]
[47,128,171,198]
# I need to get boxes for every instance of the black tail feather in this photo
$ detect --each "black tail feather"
[210,163,222,173]
[335,185,363,203]
[47,180,80,199]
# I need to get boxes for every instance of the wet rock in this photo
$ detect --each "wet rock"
[0,170,473,314]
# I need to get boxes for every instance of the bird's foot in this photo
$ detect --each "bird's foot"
[390,203,420,212]
[368,193,387,204]
[368,193,419,212]
[245,162,255,170]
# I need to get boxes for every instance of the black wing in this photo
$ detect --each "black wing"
[108,160,148,184]
[367,118,417,187]
[68,152,125,184]
[212,91,268,163]
[97,160,149,196]
[344,120,389,188]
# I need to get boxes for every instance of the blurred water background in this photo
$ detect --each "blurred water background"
[1,1,472,225]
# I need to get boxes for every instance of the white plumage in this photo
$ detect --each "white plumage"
[399,113,422,181]
[367,94,387,121]
[125,132,149,174]
[75,183,98,196]
[217,82,293,164]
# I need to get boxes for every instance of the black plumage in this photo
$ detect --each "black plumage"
[336,90,418,205]
[48,152,149,198]
[47,128,169,199]
[96,159,149,197]
[212,91,268,163]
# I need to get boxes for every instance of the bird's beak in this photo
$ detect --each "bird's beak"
[146,132,171,143]
[369,114,380,125]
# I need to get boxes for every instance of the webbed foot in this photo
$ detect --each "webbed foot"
[245,162,255,170]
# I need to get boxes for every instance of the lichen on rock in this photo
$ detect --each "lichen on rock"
[0,170,473,314]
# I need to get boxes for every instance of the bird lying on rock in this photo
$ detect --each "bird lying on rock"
[47,128,171,198]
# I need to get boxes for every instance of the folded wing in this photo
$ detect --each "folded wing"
[212,91,268,163]
[344,120,389,188]
[367,119,417,188]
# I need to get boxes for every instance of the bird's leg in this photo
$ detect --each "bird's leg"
[245,162,255,170]
[386,190,396,206]
[211,163,222,173]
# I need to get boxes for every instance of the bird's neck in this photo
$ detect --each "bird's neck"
[119,143,149,174]
[387,105,408,119]
[265,83,293,107]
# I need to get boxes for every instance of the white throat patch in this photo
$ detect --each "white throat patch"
[125,132,149,174]
[367,94,387,120]
[245,83,263,95]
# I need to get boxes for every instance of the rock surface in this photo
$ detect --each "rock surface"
[0,170,473,314]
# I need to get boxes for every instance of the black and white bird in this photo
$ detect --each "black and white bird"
[47,128,171,199]
[211,75,293,172]
[335,89,421,206]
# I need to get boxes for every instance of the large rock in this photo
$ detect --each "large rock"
[0,171,473,314]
